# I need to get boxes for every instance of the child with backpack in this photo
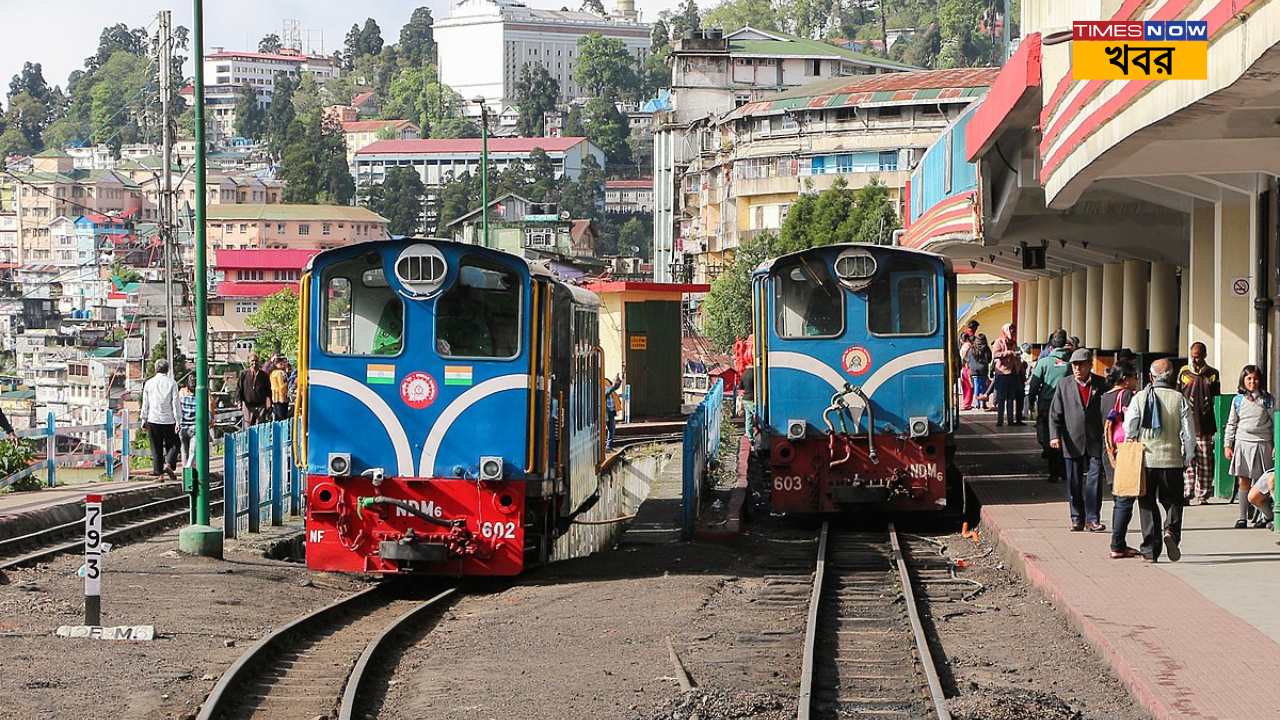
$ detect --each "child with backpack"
[1223,364,1275,528]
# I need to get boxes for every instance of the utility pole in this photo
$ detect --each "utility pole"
[179,0,221,559]
[158,10,176,373]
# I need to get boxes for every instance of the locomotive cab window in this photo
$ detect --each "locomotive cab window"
[321,255,404,356]
[867,256,937,336]
[774,260,843,339]
[436,256,522,358]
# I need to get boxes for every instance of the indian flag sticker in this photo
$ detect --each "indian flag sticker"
[366,364,396,385]
[444,365,473,386]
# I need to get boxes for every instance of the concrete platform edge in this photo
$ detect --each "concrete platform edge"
[976,500,1165,720]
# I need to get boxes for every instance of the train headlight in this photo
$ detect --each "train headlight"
[327,452,352,476]
[479,456,504,481]
[787,419,807,440]
[909,417,930,439]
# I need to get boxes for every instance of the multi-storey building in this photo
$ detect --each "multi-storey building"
[653,26,914,281]
[354,136,604,229]
[341,119,422,167]
[604,179,653,213]
[203,47,340,140]
[206,204,389,251]
[210,248,319,360]
[435,0,649,109]
[677,68,998,282]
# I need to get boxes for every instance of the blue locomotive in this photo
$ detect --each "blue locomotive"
[750,243,962,514]
[294,239,605,575]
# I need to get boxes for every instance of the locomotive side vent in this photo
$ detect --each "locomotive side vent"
[834,251,877,290]
[394,244,448,296]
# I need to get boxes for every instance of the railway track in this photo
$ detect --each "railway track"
[613,431,684,448]
[799,522,951,720]
[198,583,456,720]
[0,484,224,571]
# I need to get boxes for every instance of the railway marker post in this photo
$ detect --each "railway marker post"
[84,494,102,626]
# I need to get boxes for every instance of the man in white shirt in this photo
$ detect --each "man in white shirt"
[141,359,182,480]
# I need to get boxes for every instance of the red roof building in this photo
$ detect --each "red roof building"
[215,248,318,298]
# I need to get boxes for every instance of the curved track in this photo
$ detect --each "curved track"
[799,522,951,720]
[197,583,456,720]
[0,485,224,571]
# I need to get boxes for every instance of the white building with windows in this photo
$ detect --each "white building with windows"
[435,0,650,110]
[203,48,340,140]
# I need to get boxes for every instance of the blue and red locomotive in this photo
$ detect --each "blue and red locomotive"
[750,243,962,514]
[295,239,605,575]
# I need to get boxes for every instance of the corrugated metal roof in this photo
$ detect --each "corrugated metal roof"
[726,68,998,120]
[356,137,588,156]
[216,281,296,298]
[343,119,418,133]
[206,204,388,222]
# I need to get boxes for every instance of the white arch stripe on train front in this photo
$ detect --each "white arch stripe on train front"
[309,370,415,476]
[418,374,529,477]
[768,349,945,397]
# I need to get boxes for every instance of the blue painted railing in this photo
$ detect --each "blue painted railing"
[223,420,303,538]
[0,411,140,491]
[682,379,725,537]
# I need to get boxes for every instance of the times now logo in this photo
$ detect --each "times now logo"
[1073,20,1208,41]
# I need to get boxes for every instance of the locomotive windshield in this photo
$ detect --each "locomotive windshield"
[867,255,937,336]
[436,256,522,358]
[774,260,843,339]
[321,254,404,356]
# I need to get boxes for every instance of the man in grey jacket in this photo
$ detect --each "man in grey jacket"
[1049,348,1108,532]
[1123,358,1195,562]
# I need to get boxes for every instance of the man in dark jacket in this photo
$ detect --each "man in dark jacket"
[1050,348,1109,532]
[1028,329,1073,482]
[237,353,272,429]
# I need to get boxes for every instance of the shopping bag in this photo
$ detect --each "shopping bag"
[1113,441,1146,497]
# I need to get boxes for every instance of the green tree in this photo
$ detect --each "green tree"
[524,148,559,202]
[582,0,607,14]
[399,7,437,67]
[514,63,559,137]
[703,230,778,350]
[265,72,297,156]
[651,19,671,52]
[563,104,586,136]
[434,170,480,232]
[779,177,900,252]
[146,331,191,381]
[618,216,652,258]
[6,91,50,151]
[258,33,283,54]
[360,19,386,58]
[582,97,631,167]
[245,289,300,359]
[363,167,426,236]
[88,51,148,153]
[343,24,363,71]
[557,154,605,219]
[291,73,323,118]
[669,0,703,38]
[937,0,994,67]
[233,82,266,140]
[574,33,638,100]
[704,0,781,32]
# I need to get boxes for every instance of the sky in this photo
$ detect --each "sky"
[1,0,679,96]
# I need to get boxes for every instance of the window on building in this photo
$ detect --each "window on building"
[734,92,751,108]
[322,223,331,235]
[921,104,943,117]
[273,270,300,281]
[805,59,821,76]
[878,106,902,119]
[239,223,247,233]
[209,303,225,316]
[278,223,286,234]
[239,270,264,281]
[299,224,310,235]
[235,301,260,314]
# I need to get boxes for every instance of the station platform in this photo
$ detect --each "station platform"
[959,410,1280,720]
[0,478,176,518]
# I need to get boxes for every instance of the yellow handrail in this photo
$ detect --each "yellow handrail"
[292,272,311,469]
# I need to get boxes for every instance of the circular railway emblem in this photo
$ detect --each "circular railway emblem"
[842,346,872,376]
[400,371,438,409]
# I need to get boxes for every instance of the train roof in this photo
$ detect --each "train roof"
[303,238,599,306]
[753,243,954,276]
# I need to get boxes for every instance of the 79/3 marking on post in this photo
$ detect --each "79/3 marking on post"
[85,495,102,596]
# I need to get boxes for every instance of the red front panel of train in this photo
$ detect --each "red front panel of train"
[306,476,525,576]
[768,434,949,514]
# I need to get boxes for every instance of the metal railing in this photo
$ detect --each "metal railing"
[222,420,303,538]
[682,379,725,537]
[0,411,141,492]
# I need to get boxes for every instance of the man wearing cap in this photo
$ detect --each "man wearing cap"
[1049,348,1108,532]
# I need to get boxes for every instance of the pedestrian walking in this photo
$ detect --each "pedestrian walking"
[741,365,756,441]
[141,359,181,480]
[1028,329,1073,482]
[967,333,992,410]
[991,324,1022,426]
[1102,362,1141,558]
[1179,342,1221,504]
[1222,364,1274,528]
[237,353,271,429]
[1049,348,1108,532]
[1124,359,1196,563]
[179,377,197,469]
[605,374,622,449]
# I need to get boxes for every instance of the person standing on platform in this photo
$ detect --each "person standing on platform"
[141,359,181,480]
[1102,363,1141,557]
[1124,359,1196,563]
[741,365,756,442]
[1029,330,1073,482]
[1222,365,1274,528]
[959,329,975,410]
[1049,348,1108,532]
[605,374,622,449]
[1179,342,1221,505]
[991,324,1021,426]
[967,333,992,410]
[178,377,197,468]
[237,353,271,429]
[270,357,290,421]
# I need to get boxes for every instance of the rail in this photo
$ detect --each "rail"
[681,378,724,537]
[222,419,304,539]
